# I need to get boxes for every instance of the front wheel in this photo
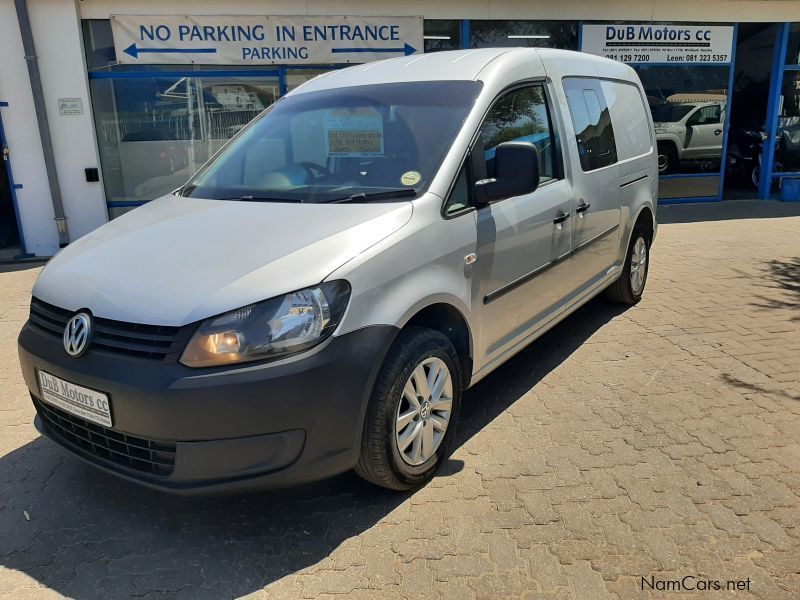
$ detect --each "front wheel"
[606,229,650,305]
[657,143,678,175]
[751,161,761,190]
[355,327,461,491]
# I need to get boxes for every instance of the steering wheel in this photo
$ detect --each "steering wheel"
[299,161,336,181]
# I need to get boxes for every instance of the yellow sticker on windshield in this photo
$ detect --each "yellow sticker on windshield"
[401,171,421,186]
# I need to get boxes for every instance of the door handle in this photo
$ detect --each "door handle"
[576,201,591,213]
[553,209,570,224]
[714,129,722,135]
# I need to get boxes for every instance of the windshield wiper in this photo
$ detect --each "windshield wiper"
[222,195,303,203]
[329,188,417,204]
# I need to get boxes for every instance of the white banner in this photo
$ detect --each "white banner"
[111,15,423,65]
[581,24,734,65]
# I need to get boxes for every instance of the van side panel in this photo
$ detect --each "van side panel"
[559,77,621,302]
[600,78,658,264]
[328,195,478,352]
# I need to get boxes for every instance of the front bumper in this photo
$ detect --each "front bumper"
[18,322,398,494]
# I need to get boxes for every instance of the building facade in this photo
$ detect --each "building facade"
[1,0,800,257]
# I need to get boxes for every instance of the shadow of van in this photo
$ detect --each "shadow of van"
[0,296,627,599]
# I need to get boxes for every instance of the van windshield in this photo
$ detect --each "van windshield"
[181,81,482,203]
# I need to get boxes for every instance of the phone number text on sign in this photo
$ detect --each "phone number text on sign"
[581,24,734,65]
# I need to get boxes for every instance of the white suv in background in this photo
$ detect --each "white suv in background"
[653,101,726,173]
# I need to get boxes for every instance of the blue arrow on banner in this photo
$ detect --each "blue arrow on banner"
[123,44,218,59]
[331,43,417,56]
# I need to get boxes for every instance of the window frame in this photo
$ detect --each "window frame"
[440,78,565,220]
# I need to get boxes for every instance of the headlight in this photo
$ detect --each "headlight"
[180,280,350,367]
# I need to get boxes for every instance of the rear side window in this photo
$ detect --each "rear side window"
[478,84,558,184]
[563,78,617,171]
[600,80,652,161]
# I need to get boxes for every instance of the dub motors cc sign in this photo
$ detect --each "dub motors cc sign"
[110,15,423,65]
[581,24,734,64]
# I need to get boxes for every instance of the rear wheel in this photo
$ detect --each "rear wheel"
[355,327,461,491]
[606,228,651,305]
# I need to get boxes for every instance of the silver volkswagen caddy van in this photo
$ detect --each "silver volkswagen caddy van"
[18,48,657,494]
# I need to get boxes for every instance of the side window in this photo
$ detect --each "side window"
[688,104,722,126]
[478,85,558,184]
[443,165,471,215]
[563,78,618,171]
[600,80,652,161]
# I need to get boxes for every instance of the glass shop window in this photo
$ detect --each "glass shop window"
[424,20,461,52]
[633,64,730,199]
[89,75,280,215]
[470,21,578,50]
[774,70,800,173]
[786,23,800,66]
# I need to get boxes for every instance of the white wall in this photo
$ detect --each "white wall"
[29,0,107,242]
[0,0,106,257]
[0,0,57,256]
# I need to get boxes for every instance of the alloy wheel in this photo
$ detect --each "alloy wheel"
[629,236,648,294]
[395,357,453,466]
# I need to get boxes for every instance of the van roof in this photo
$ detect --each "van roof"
[290,48,633,95]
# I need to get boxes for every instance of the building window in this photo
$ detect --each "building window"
[83,19,116,70]
[632,64,730,198]
[786,23,800,66]
[285,69,329,93]
[424,20,461,52]
[775,70,800,173]
[470,21,578,50]
[81,20,341,214]
[90,74,279,216]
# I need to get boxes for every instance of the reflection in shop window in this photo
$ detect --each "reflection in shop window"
[90,76,279,209]
[470,21,577,50]
[775,71,800,173]
[286,69,330,93]
[424,20,461,52]
[633,65,729,198]
[786,23,800,66]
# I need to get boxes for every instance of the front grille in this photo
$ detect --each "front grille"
[28,297,188,360]
[34,396,176,476]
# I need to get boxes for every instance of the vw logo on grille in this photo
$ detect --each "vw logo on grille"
[63,312,92,357]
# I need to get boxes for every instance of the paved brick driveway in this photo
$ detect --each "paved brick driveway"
[1,201,798,599]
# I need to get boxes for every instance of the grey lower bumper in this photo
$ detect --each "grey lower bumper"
[19,322,398,494]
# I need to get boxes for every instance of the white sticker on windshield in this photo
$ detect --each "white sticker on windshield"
[325,107,384,157]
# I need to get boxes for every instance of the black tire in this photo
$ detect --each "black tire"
[355,327,462,491]
[606,227,651,305]
[657,142,678,175]
[751,164,760,190]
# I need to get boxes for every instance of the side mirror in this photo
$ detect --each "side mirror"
[475,141,540,204]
